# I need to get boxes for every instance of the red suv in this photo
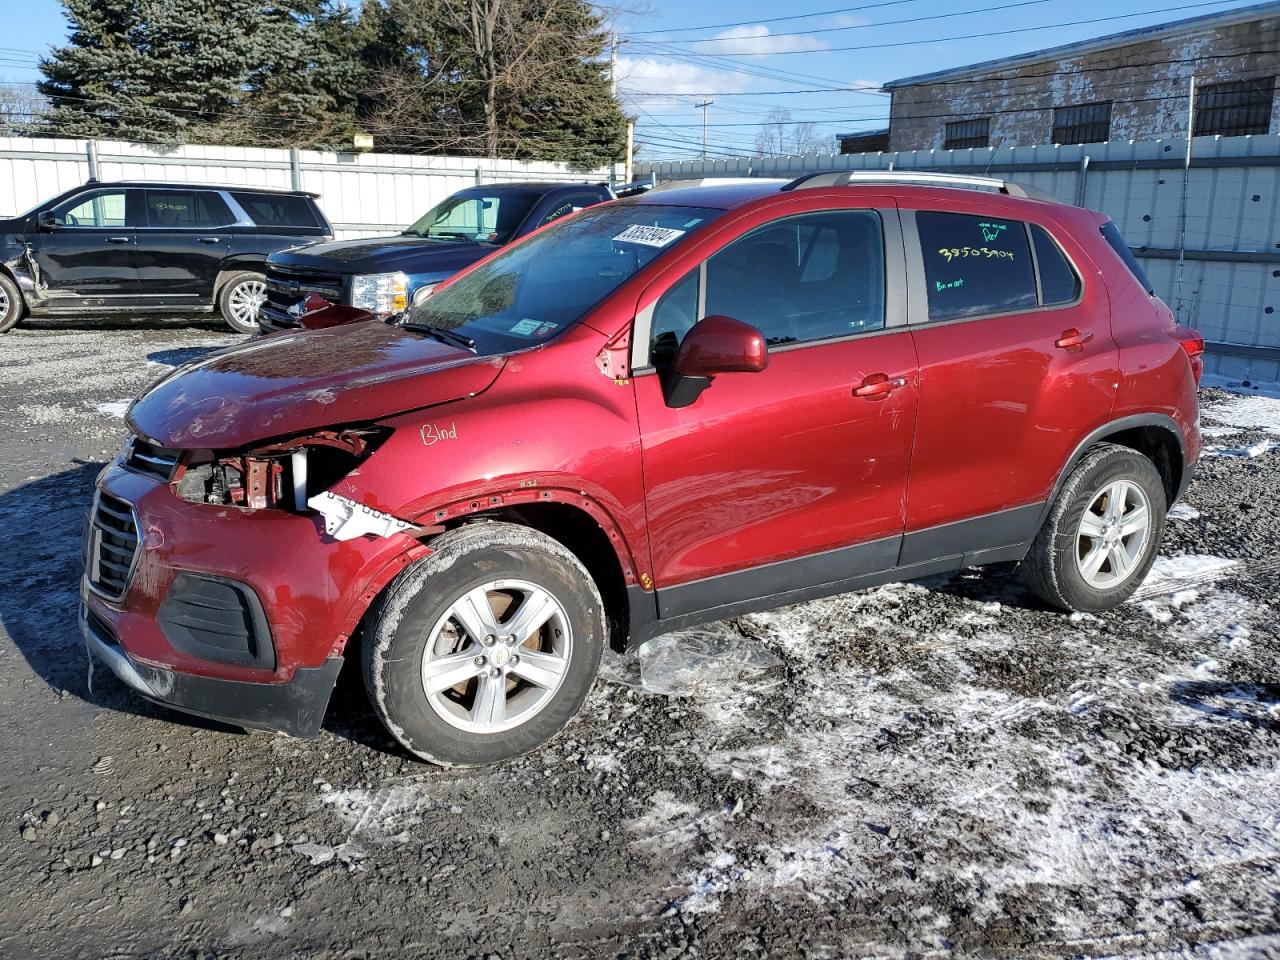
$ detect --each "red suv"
[81,172,1204,766]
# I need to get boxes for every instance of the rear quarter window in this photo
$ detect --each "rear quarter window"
[1030,224,1082,305]
[1100,221,1154,294]
[917,211,1037,321]
[231,192,321,229]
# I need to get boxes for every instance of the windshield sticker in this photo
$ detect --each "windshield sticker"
[613,224,686,248]
[509,319,541,335]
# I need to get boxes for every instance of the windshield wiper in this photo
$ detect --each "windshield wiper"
[400,321,477,351]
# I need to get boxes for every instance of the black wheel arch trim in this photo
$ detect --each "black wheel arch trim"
[1041,413,1189,526]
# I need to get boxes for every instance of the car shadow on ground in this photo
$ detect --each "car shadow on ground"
[16,315,231,334]
[918,565,1047,609]
[0,462,406,755]
[146,346,228,368]
[0,462,236,733]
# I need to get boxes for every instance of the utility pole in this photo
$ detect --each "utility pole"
[1175,75,1196,322]
[609,33,619,98]
[624,118,635,184]
[695,100,714,160]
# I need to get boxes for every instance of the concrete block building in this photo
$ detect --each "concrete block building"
[883,2,1280,152]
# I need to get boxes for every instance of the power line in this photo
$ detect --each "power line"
[657,0,1052,45]
[626,0,924,36]
[627,0,1250,57]
[625,44,1280,99]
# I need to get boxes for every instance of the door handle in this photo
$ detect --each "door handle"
[105,237,131,244]
[197,237,222,244]
[854,373,908,400]
[1055,328,1094,351]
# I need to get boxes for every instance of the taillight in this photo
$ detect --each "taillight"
[1172,325,1205,384]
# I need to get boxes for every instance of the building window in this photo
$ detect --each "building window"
[1194,77,1276,137]
[943,118,990,149]
[1052,102,1112,145]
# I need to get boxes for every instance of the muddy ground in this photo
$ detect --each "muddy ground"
[1,318,1278,960]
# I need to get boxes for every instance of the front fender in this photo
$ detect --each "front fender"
[325,333,650,590]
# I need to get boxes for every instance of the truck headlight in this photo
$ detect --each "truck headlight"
[350,272,408,315]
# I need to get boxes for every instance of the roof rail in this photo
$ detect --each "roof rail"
[781,170,1058,202]
[647,177,784,193]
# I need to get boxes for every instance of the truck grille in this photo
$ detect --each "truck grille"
[264,266,345,328]
[124,438,179,481]
[87,492,140,600]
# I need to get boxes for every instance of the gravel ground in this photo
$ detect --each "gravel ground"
[1,319,1278,960]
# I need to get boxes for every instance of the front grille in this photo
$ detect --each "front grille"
[265,266,344,308]
[124,438,179,481]
[87,492,140,600]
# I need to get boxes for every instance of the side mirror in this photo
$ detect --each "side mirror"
[673,315,768,377]
[663,315,767,408]
[39,214,59,231]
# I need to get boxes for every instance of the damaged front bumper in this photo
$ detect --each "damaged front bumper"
[81,460,424,737]
[80,599,342,737]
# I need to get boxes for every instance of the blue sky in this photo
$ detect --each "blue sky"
[3,0,1273,159]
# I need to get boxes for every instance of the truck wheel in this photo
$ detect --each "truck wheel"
[363,522,606,767]
[1021,443,1166,612]
[217,271,267,334]
[0,272,25,334]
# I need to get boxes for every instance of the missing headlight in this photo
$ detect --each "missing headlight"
[175,427,389,511]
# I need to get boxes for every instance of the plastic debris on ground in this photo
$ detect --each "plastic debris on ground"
[600,622,784,697]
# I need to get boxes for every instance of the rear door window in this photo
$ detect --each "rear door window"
[231,192,321,229]
[144,189,234,228]
[917,211,1037,321]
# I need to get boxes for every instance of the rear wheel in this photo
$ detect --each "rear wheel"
[0,272,24,334]
[1021,443,1166,612]
[363,522,606,766]
[217,271,267,334]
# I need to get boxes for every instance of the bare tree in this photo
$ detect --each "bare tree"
[364,0,625,163]
[0,82,46,134]
[754,108,823,157]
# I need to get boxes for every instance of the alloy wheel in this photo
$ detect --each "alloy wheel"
[1075,479,1151,590]
[420,579,572,734]
[228,279,267,328]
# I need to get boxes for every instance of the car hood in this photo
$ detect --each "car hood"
[270,234,493,275]
[127,321,505,449]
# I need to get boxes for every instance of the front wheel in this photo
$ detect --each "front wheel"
[363,522,606,767]
[0,272,25,334]
[1020,443,1167,612]
[217,271,267,334]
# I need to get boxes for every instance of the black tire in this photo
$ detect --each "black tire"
[1021,443,1167,612]
[0,272,25,334]
[363,522,606,767]
[216,271,267,334]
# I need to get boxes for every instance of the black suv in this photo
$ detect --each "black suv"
[258,181,614,332]
[0,180,331,334]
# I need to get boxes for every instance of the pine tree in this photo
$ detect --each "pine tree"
[38,0,367,147]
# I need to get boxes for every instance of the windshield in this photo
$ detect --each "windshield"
[404,203,720,354]
[403,189,540,244]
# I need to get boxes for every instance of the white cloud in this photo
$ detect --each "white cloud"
[699,25,828,56]
[616,56,750,101]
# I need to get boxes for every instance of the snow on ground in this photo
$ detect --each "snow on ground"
[4,327,1280,959]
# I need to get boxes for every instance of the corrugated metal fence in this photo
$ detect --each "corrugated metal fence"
[0,137,607,240]
[639,135,1280,383]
